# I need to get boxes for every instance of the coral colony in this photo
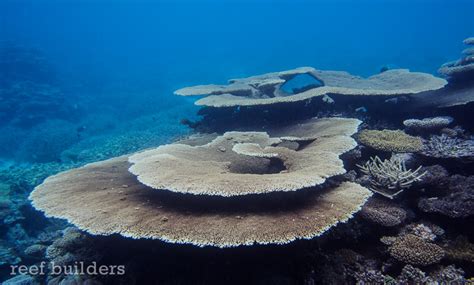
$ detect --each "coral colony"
[357,155,426,199]
[29,64,449,247]
[1,37,474,284]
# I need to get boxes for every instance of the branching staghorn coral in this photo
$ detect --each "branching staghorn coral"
[422,134,474,159]
[358,155,426,199]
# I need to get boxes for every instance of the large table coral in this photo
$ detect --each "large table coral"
[174,67,447,108]
[129,118,360,196]
[438,37,474,82]
[29,117,372,247]
[30,157,371,247]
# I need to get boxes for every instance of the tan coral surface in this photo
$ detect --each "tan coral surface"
[175,68,447,108]
[29,156,372,248]
[129,118,361,196]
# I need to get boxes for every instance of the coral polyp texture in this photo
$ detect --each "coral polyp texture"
[29,156,372,247]
[388,234,445,266]
[174,67,447,107]
[358,155,426,199]
[438,37,474,82]
[360,197,407,227]
[129,118,361,196]
[357,129,424,153]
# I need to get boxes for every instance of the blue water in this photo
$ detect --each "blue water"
[3,0,473,86]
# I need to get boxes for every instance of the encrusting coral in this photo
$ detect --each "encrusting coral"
[175,67,447,107]
[129,117,361,196]
[357,129,424,153]
[357,155,426,199]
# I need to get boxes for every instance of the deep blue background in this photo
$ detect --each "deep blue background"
[2,0,473,95]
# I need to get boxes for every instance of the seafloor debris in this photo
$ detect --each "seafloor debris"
[175,67,447,107]
[356,129,424,153]
[29,117,372,248]
[357,155,426,198]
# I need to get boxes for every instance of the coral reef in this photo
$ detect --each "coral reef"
[388,234,445,266]
[129,118,361,196]
[418,175,474,218]
[439,37,474,83]
[417,164,449,190]
[397,264,427,283]
[445,236,474,263]
[312,248,386,284]
[16,120,79,163]
[176,67,446,107]
[360,197,407,227]
[401,223,443,242]
[3,36,474,285]
[0,242,21,266]
[357,129,424,153]
[465,37,474,45]
[463,47,474,56]
[2,274,40,285]
[403,116,453,133]
[30,155,371,247]
[421,134,474,159]
[357,155,426,198]
[60,112,191,164]
[0,44,75,128]
[428,265,467,283]
[397,264,467,284]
